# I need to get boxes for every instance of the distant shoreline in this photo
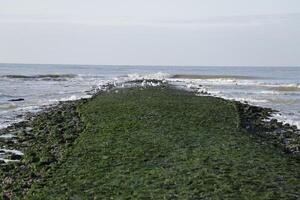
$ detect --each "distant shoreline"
[1,62,299,68]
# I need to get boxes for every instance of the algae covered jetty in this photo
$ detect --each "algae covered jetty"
[1,81,300,199]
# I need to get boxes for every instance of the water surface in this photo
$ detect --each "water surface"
[0,63,299,128]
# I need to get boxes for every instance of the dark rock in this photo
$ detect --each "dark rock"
[10,154,22,160]
[8,98,25,102]
[236,101,300,157]
[270,119,278,124]
[274,128,286,135]
[2,194,10,200]
[283,138,290,145]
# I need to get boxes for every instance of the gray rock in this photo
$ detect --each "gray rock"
[25,127,33,132]
[274,128,286,135]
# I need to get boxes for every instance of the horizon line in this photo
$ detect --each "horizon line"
[0,62,299,68]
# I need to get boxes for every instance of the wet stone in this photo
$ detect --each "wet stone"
[8,154,22,160]
[25,127,33,132]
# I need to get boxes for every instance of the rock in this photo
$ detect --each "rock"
[291,125,298,131]
[270,119,278,124]
[0,160,5,164]
[2,177,13,185]
[10,154,22,160]
[8,98,25,102]
[2,194,10,200]
[25,127,33,132]
[274,128,286,135]
[284,124,293,130]
[283,138,290,145]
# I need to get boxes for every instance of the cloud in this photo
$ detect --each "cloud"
[0,13,299,28]
[153,13,300,27]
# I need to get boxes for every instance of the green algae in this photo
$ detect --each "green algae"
[0,101,85,199]
[21,87,300,199]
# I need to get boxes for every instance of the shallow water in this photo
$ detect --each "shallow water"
[0,63,299,128]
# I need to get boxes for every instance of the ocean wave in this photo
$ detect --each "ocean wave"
[267,98,299,105]
[272,113,300,129]
[1,71,299,131]
[1,74,77,81]
[170,77,261,87]
[259,91,281,95]
[170,75,300,93]
[126,72,171,80]
[0,93,15,98]
[230,97,269,104]
[272,85,300,92]
[0,103,17,110]
[171,74,258,80]
[259,83,300,91]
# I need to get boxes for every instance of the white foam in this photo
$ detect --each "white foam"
[170,78,260,87]
[215,96,268,104]
[271,113,300,129]
[0,134,15,139]
[0,123,8,129]
[263,83,300,88]
[259,91,280,95]
[0,149,23,156]
[0,158,20,163]
[91,73,171,93]
[47,94,92,103]
[15,105,40,112]
[0,102,17,109]
[60,94,91,101]
[170,78,300,95]
[127,72,171,80]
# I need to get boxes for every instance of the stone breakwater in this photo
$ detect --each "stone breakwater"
[0,99,86,199]
[0,84,300,199]
[235,102,300,157]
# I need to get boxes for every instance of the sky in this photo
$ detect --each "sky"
[0,0,299,66]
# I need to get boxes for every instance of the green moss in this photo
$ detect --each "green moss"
[0,101,85,199]
[20,87,300,199]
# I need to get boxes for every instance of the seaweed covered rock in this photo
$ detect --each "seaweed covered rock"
[235,101,300,157]
[0,100,86,199]
[1,87,300,199]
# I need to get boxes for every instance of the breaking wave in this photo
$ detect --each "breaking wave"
[0,71,299,130]
[270,84,300,92]
[170,74,300,93]
[0,103,17,110]
[126,72,171,80]
[1,74,77,81]
[171,74,258,80]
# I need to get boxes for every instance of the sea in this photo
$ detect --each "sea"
[0,63,299,129]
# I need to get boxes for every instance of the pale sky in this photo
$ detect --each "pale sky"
[0,0,299,66]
